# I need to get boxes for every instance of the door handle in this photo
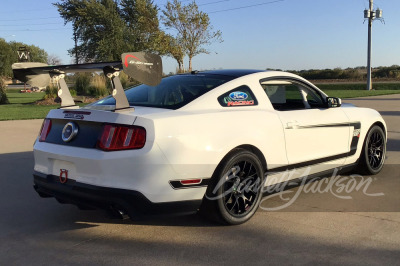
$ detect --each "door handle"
[286,121,300,129]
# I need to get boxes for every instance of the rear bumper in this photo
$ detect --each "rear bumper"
[33,171,202,218]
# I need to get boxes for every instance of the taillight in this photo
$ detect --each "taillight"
[39,119,52,142]
[97,124,146,151]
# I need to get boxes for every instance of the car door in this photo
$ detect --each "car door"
[261,78,350,171]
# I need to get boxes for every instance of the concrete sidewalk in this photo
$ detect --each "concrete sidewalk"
[345,94,400,165]
[0,120,43,154]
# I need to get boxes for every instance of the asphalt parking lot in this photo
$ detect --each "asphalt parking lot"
[0,94,399,265]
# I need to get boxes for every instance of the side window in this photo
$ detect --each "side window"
[305,88,324,108]
[260,80,324,111]
[218,85,258,107]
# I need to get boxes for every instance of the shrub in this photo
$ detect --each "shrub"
[0,78,9,104]
[67,72,139,97]
[89,74,109,97]
[119,71,128,89]
[44,84,58,99]
[44,83,76,101]
[290,68,363,80]
[75,73,91,95]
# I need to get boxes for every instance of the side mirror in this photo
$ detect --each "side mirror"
[327,97,342,108]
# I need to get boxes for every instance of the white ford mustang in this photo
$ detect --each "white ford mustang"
[13,53,387,225]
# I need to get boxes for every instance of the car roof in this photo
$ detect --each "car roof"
[191,69,267,78]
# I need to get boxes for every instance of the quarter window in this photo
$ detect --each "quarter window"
[218,85,258,107]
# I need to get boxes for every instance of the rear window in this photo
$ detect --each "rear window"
[90,74,234,110]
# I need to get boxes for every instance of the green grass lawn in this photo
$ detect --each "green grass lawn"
[315,82,400,98]
[0,104,61,121]
[6,90,45,103]
[315,83,400,91]
[322,90,400,98]
[0,91,60,121]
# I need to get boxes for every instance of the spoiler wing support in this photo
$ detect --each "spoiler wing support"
[103,66,130,111]
[50,71,77,108]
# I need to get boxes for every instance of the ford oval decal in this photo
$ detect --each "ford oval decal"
[229,91,248,101]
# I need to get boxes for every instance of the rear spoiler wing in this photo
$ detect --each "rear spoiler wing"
[12,52,162,111]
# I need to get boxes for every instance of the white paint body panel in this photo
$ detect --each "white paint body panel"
[33,71,387,203]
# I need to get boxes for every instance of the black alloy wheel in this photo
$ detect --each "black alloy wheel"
[357,125,386,175]
[222,160,261,217]
[201,149,264,225]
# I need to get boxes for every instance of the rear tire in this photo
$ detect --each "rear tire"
[357,125,386,175]
[200,149,264,225]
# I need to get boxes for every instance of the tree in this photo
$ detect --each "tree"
[47,54,62,65]
[166,36,185,73]
[55,0,128,62]
[0,78,9,105]
[159,33,185,73]
[162,0,222,72]
[26,44,48,63]
[54,0,165,62]
[9,42,48,63]
[0,39,48,78]
[120,0,163,52]
[0,38,14,78]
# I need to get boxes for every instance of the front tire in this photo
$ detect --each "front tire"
[200,149,265,225]
[357,125,386,175]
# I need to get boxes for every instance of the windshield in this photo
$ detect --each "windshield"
[88,74,235,110]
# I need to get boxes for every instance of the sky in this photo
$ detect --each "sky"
[0,0,399,74]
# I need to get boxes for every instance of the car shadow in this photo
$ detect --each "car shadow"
[0,151,220,230]
[387,137,400,152]
[1,144,399,231]
[379,111,400,116]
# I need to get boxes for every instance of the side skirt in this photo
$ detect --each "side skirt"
[262,162,359,196]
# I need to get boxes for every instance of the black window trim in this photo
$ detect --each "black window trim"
[259,76,328,111]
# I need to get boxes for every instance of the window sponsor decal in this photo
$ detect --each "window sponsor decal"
[229,91,248,101]
[227,100,255,106]
[218,85,258,107]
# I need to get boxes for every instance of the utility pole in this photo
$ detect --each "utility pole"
[73,24,79,65]
[366,0,373,91]
[364,0,384,90]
